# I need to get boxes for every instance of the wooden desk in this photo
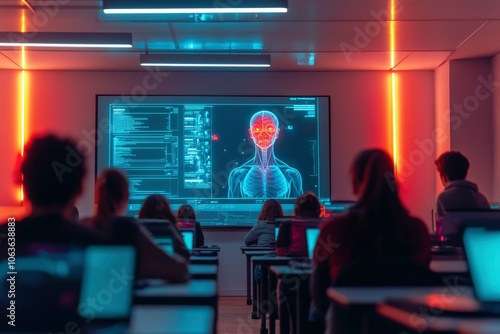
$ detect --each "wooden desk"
[241,246,275,253]
[190,255,218,265]
[241,246,275,305]
[328,286,472,306]
[135,279,217,305]
[430,260,468,273]
[431,246,464,258]
[251,256,295,334]
[270,265,312,334]
[459,320,500,334]
[430,259,470,285]
[135,279,218,334]
[129,305,215,334]
[189,264,218,280]
[377,292,499,334]
[8,306,215,334]
[328,286,473,334]
[246,250,276,312]
[193,246,221,253]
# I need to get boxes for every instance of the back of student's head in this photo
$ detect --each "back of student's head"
[350,149,402,207]
[139,194,177,225]
[177,204,196,221]
[258,199,284,221]
[435,151,469,181]
[21,134,85,208]
[294,192,321,218]
[349,149,410,256]
[94,169,129,228]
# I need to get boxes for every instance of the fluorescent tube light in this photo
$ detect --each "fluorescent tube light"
[103,0,287,14]
[0,32,133,48]
[104,8,287,14]
[140,54,271,68]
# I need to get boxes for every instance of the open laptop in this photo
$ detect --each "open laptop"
[463,226,500,313]
[155,237,175,255]
[138,218,179,254]
[288,218,325,257]
[79,245,136,322]
[178,221,197,251]
[266,219,292,244]
[180,230,195,251]
[440,210,500,245]
[0,244,86,331]
[1,244,136,330]
[306,227,321,259]
[137,218,174,238]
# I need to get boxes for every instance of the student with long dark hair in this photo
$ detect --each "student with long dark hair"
[177,204,205,248]
[310,149,431,318]
[138,194,190,258]
[274,192,322,333]
[245,199,284,246]
[275,192,321,256]
[138,194,178,225]
[85,169,189,282]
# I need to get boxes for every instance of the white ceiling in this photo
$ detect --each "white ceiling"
[1,0,500,71]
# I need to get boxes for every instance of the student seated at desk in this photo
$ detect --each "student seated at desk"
[177,204,205,248]
[276,192,321,256]
[434,151,490,236]
[275,193,321,333]
[311,149,431,319]
[245,199,284,246]
[83,169,188,282]
[0,135,105,331]
[138,194,190,258]
[435,151,489,218]
[0,134,101,245]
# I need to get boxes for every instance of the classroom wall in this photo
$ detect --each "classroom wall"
[492,54,500,203]
[0,69,436,295]
[0,70,436,220]
[432,57,496,220]
[396,71,436,225]
[449,59,494,201]
[434,61,451,204]
[0,70,22,206]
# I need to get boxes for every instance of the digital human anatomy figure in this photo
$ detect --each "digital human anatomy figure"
[228,110,303,198]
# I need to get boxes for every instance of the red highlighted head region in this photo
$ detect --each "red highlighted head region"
[249,111,280,149]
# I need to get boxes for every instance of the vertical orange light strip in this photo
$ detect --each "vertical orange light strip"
[19,9,26,202]
[391,72,398,171]
[390,0,395,69]
[389,0,398,173]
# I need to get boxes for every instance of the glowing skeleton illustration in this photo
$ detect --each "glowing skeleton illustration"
[228,110,303,198]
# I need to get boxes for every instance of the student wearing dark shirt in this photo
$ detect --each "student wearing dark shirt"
[0,134,101,245]
[138,194,192,257]
[275,192,321,256]
[311,149,431,321]
[0,135,104,332]
[435,151,490,218]
[84,169,188,282]
[177,204,205,248]
[275,192,322,333]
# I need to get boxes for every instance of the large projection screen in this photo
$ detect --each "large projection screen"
[96,95,331,227]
